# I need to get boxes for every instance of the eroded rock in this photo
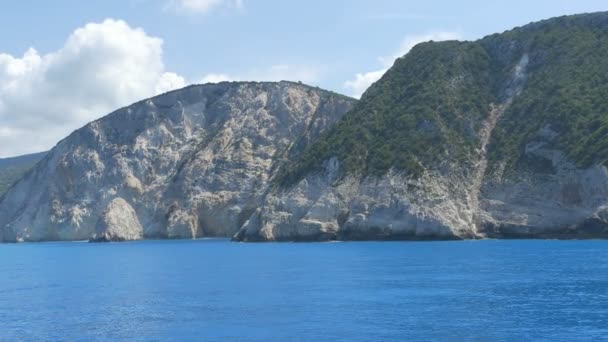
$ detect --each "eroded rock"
[90,198,143,242]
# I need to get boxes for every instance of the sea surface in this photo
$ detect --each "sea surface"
[0,239,607,341]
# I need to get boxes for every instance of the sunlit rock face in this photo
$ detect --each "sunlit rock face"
[91,197,143,242]
[0,81,355,242]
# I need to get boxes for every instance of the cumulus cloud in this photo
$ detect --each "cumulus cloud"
[167,0,244,14]
[156,72,187,94]
[0,19,186,157]
[343,31,462,98]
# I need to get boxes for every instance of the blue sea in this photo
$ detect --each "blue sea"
[0,239,607,341]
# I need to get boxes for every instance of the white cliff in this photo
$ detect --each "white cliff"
[235,155,608,241]
[0,81,355,242]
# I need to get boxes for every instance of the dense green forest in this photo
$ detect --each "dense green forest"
[485,13,608,173]
[277,41,498,186]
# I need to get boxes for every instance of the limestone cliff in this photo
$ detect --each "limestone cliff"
[0,82,355,242]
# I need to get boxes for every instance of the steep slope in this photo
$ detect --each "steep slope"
[0,82,355,242]
[236,12,608,241]
[0,152,47,195]
[479,12,608,237]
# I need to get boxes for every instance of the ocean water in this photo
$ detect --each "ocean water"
[0,240,607,341]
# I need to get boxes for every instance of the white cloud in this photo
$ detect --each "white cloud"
[199,64,321,85]
[167,0,244,14]
[156,72,187,94]
[0,19,187,157]
[343,69,386,100]
[343,68,382,99]
[343,31,462,98]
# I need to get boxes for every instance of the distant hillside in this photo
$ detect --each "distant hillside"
[0,152,46,195]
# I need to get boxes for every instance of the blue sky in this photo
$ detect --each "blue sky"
[0,0,606,157]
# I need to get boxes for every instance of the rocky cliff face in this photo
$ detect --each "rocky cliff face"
[235,12,608,241]
[4,13,608,243]
[235,155,608,242]
[0,82,355,242]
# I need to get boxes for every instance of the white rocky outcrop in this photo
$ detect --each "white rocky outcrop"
[0,82,355,242]
[91,198,143,242]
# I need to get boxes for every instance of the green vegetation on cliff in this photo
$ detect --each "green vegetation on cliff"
[278,41,498,185]
[486,12,608,172]
[279,11,608,186]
